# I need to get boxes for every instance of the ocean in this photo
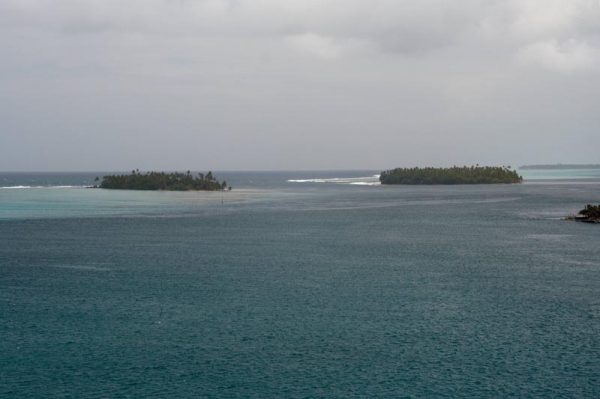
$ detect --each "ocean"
[1,170,599,397]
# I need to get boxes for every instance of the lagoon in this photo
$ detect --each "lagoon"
[1,171,599,397]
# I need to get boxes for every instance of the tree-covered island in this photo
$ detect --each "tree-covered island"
[379,166,523,185]
[565,204,600,223]
[98,170,230,191]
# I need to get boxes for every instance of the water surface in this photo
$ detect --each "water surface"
[1,171,599,397]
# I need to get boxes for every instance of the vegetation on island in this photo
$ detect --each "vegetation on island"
[379,166,522,185]
[520,164,600,170]
[566,204,600,223]
[98,170,231,191]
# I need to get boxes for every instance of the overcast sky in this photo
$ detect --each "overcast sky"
[1,0,599,171]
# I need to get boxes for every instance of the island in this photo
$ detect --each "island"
[565,204,600,223]
[520,164,600,170]
[379,166,522,185]
[98,170,231,191]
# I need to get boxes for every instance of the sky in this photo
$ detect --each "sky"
[1,0,599,171]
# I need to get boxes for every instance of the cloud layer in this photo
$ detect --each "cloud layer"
[1,0,599,170]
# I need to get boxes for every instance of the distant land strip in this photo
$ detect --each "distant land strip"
[520,164,600,170]
[379,166,522,185]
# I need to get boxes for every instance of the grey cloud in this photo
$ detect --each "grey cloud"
[4,1,599,56]
[1,1,599,171]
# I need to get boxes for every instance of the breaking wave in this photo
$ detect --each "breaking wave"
[288,175,381,186]
[0,185,89,189]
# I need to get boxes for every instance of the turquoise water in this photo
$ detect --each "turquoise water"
[1,171,600,397]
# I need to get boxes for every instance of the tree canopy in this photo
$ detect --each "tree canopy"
[578,204,600,221]
[379,166,522,185]
[99,170,230,191]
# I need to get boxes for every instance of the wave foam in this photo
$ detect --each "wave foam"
[350,182,381,186]
[287,179,328,183]
[0,185,88,189]
[288,176,381,186]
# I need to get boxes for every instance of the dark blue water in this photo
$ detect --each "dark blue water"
[1,172,599,397]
